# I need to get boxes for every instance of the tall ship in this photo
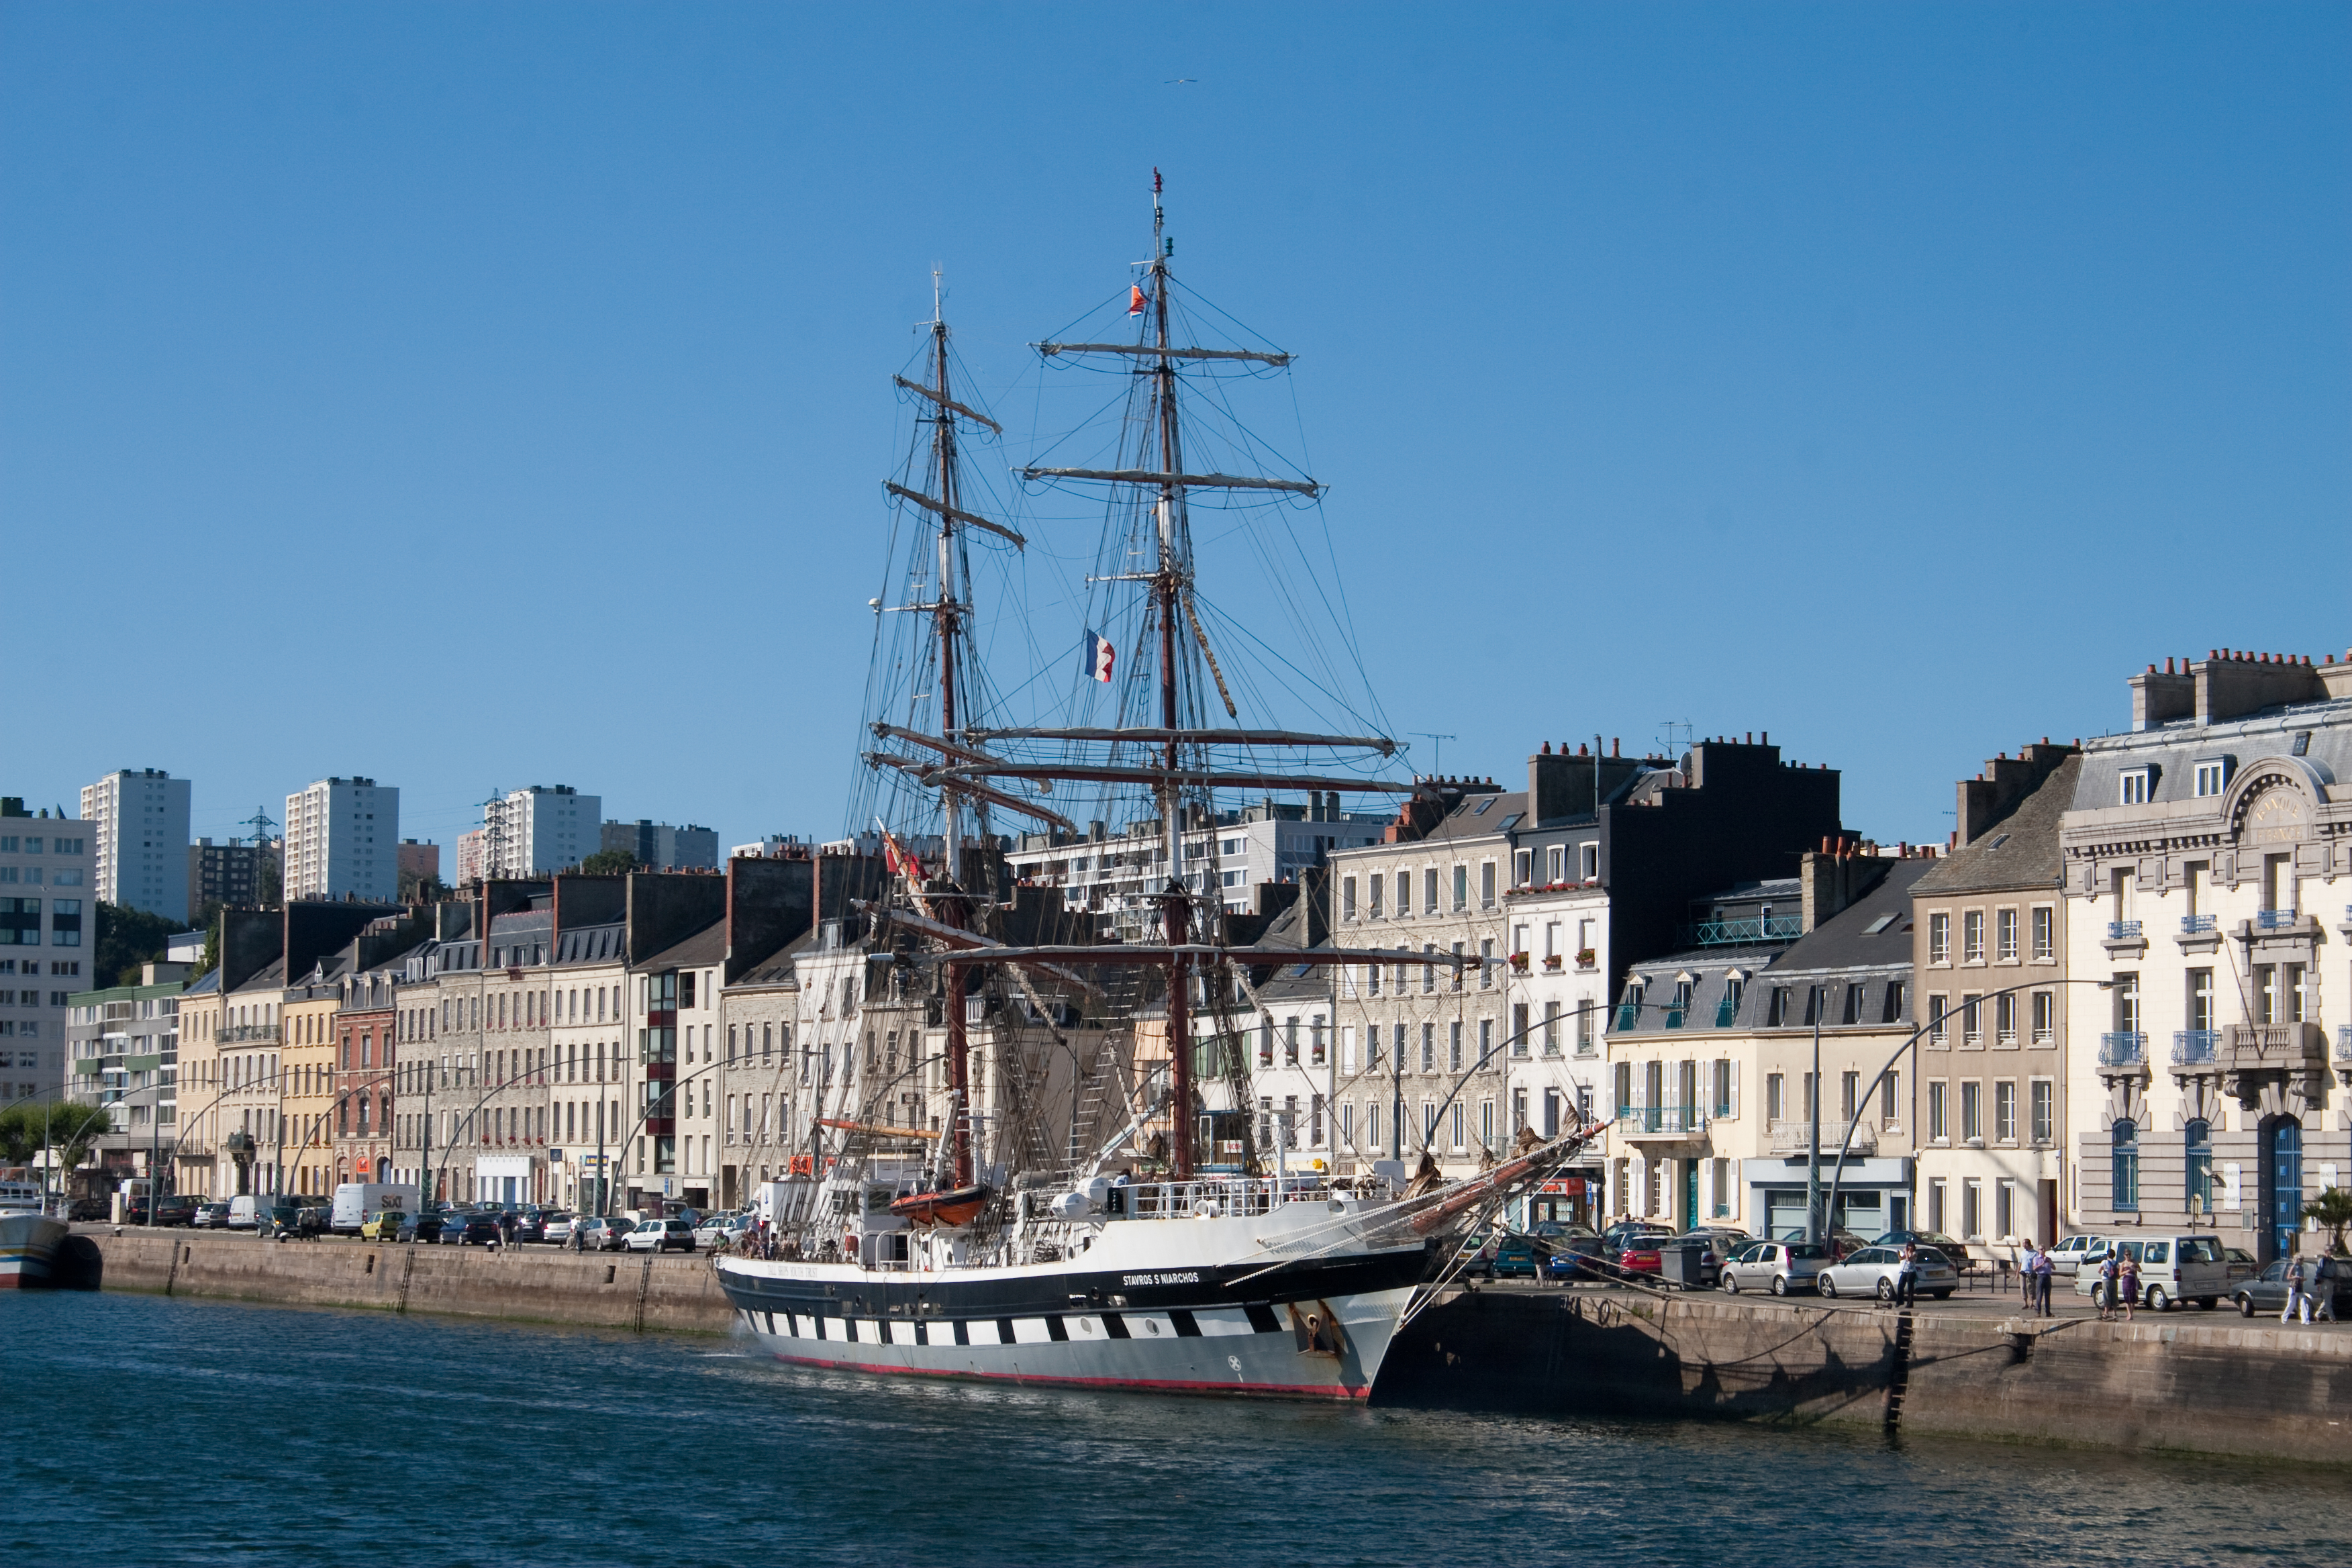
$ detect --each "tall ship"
[714,175,1592,1398]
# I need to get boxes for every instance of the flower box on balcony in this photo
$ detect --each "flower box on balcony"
[1575,949,1596,969]
[1542,954,1564,972]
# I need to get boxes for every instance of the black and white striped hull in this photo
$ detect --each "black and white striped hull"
[716,1228,1436,1400]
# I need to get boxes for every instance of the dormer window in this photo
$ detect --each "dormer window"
[2118,768,2155,805]
[2193,759,2229,797]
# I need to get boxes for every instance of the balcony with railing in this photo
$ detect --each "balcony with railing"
[2179,914,2216,936]
[1767,1118,1877,1156]
[2335,1025,2352,1065]
[220,1024,280,1043]
[1616,1105,1707,1140]
[2106,920,2142,942]
[2171,1030,2220,1068]
[1614,1003,1640,1032]
[2257,908,2300,931]
[2098,1032,2148,1069]
[1677,914,1804,948]
[2225,1022,2324,1067]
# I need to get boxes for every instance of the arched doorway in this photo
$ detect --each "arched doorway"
[2261,1115,2303,1263]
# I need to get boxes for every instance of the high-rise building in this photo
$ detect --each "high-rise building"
[601,819,718,871]
[283,777,400,901]
[454,829,487,887]
[397,840,440,886]
[0,797,97,1108]
[80,769,193,922]
[188,838,275,912]
[485,787,601,877]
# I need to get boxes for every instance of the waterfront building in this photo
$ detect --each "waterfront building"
[1006,795,1384,925]
[626,924,726,1211]
[484,786,601,879]
[215,957,287,1197]
[720,940,805,1210]
[544,907,628,1214]
[1910,744,2080,1250]
[2067,650,2352,1262]
[281,965,344,1199]
[170,969,222,1195]
[602,819,719,872]
[81,769,191,922]
[333,948,407,1189]
[473,889,557,1206]
[1,801,93,1114]
[64,965,188,1193]
[1328,779,1516,1179]
[1606,848,1927,1236]
[283,777,400,901]
[406,909,487,1204]
[1240,898,1338,1176]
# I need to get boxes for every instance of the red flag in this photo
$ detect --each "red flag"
[1128,285,1148,317]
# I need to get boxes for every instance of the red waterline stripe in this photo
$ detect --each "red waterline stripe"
[766,1351,1369,1401]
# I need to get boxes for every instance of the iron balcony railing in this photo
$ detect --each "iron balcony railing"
[1615,1003,1640,1032]
[1662,1008,1686,1030]
[1616,1106,1706,1136]
[2257,908,2300,930]
[2171,1030,2220,1067]
[1714,996,1738,1028]
[1678,914,1804,948]
[2180,914,2216,935]
[1767,1118,1877,1155]
[220,1024,279,1043]
[2098,1032,2148,1068]
[2106,920,2142,941]
[2337,1026,2352,1065]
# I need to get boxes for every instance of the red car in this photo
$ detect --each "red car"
[1616,1238,1665,1276]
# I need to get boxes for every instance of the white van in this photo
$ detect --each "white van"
[2072,1234,2231,1310]
[330,1183,420,1235]
[227,1195,260,1230]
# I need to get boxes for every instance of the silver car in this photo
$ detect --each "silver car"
[1720,1240,1832,1296]
[1816,1244,1959,1302]
[2045,1234,2098,1279]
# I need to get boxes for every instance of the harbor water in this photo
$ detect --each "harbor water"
[4,1291,2345,1567]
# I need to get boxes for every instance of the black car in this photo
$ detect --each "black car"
[398,1213,448,1243]
[451,1213,504,1246]
[508,1210,547,1244]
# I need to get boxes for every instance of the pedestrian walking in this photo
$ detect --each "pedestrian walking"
[2032,1242,2057,1316]
[1895,1241,1920,1308]
[2283,1253,2311,1323]
[2096,1248,2122,1320]
[2315,1254,2341,1323]
[2117,1248,2141,1322]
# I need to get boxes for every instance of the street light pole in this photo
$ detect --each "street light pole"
[1808,1016,1822,1246]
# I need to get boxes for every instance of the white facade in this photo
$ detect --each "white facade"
[1499,883,1610,1140]
[81,769,192,922]
[283,778,400,902]
[1,814,95,1107]
[485,786,601,879]
[1007,799,1385,928]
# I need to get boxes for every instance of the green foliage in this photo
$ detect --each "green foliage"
[398,867,448,904]
[0,1100,112,1169]
[96,901,180,987]
[2303,1186,2352,1255]
[579,849,636,876]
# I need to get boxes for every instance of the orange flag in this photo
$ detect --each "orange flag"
[1128,285,1148,317]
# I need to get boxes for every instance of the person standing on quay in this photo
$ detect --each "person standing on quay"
[2283,1252,2311,1324]
[2116,1248,2141,1322]
[1894,1241,1919,1308]
[2096,1248,2122,1321]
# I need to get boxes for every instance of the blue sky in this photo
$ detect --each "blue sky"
[5,4,2345,856]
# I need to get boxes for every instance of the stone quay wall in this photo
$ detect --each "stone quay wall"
[90,1230,734,1336]
[83,1234,2352,1464]
[1382,1287,2352,1465]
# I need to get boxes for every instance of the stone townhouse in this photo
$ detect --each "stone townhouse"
[2071,649,2352,1262]
[1608,848,1926,1237]
[1910,743,2079,1251]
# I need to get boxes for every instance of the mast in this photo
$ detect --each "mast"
[926,273,977,1187]
[1148,168,1195,1179]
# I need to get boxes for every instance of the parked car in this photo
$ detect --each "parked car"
[542,1212,577,1244]
[1720,1240,1832,1295]
[2073,1234,2231,1310]
[623,1217,697,1254]
[1816,1244,1959,1302]
[226,1195,260,1230]
[124,1195,199,1226]
[1599,1220,1673,1253]
[2045,1234,2098,1278]
[2231,1257,2352,1318]
[575,1216,632,1251]
[2222,1246,2259,1286]
[398,1213,446,1243]
[694,1213,752,1252]
[1614,1236,1667,1279]
[1874,1229,1977,1272]
[358,1210,407,1242]
[1540,1226,1611,1281]
[507,1210,547,1244]
[190,1202,232,1230]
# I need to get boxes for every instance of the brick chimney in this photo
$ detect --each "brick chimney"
[1955,740,2079,846]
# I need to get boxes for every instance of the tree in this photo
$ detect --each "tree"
[0,1101,113,1185]
[398,867,449,904]
[579,849,636,876]
[2304,1187,2352,1255]
[96,901,181,987]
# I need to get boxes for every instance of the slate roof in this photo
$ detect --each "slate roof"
[640,919,726,973]
[1913,752,2079,897]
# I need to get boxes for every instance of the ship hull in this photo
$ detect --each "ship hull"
[0,1213,68,1289]
[718,1233,1436,1400]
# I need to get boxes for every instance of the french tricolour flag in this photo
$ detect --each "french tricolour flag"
[1083,630,1116,683]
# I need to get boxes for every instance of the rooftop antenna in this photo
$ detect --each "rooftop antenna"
[1411,733,1457,777]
